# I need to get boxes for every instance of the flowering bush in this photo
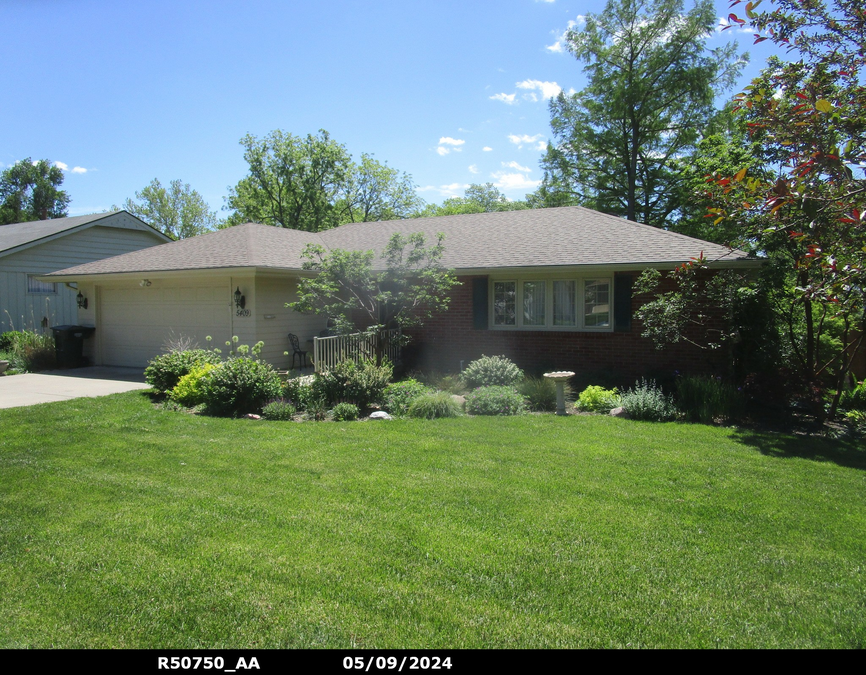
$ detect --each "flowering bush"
[619,379,678,422]
[461,355,523,388]
[261,399,297,421]
[465,386,527,416]
[331,402,360,421]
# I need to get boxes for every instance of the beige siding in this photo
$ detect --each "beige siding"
[254,275,327,369]
[1,221,167,332]
[97,279,232,367]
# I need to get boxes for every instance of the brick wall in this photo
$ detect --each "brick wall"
[404,274,729,385]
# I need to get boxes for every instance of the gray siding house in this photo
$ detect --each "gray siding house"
[0,211,171,333]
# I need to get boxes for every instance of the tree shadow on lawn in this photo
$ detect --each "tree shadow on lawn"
[728,427,866,471]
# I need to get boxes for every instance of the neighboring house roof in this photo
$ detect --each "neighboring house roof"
[46,206,754,279]
[0,210,171,258]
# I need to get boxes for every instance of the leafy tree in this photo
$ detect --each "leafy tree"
[122,178,219,239]
[226,129,351,232]
[225,130,422,231]
[339,154,424,223]
[540,0,746,227]
[416,183,528,217]
[289,232,459,363]
[707,0,866,416]
[0,158,70,224]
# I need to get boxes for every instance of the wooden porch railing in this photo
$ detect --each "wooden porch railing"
[312,329,401,373]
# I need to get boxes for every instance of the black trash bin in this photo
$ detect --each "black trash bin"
[51,325,96,368]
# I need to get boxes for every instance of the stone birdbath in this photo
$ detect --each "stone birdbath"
[544,371,575,416]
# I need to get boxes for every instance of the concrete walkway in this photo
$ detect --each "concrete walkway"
[0,367,151,409]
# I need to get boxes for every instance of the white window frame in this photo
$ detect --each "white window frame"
[27,275,57,294]
[488,275,613,332]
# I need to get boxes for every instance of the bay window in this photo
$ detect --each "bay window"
[490,276,612,331]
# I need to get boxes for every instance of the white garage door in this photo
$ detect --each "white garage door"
[99,284,231,367]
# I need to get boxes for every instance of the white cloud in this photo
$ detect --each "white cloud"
[469,165,480,174]
[483,146,493,152]
[536,141,548,151]
[437,137,465,155]
[535,0,555,3]
[416,185,437,192]
[546,16,585,52]
[507,133,544,149]
[516,79,561,99]
[438,183,470,197]
[503,160,532,173]
[54,160,88,174]
[490,92,517,105]
[491,172,542,191]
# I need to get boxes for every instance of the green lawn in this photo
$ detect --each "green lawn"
[1,391,864,648]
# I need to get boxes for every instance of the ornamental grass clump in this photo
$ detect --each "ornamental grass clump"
[408,391,462,419]
[518,376,571,412]
[575,385,621,413]
[465,386,527,416]
[675,375,744,424]
[619,378,678,422]
[461,355,523,388]
[383,379,432,416]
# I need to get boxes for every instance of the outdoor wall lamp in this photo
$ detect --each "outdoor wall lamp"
[234,287,246,310]
[76,291,88,310]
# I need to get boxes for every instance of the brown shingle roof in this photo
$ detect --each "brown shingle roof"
[47,206,751,277]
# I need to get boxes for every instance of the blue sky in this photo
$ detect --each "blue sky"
[1,0,774,217]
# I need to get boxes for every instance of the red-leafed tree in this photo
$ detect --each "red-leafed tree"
[706,0,866,415]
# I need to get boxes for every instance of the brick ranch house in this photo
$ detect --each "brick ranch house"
[44,206,759,381]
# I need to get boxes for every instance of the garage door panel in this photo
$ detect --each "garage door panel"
[100,285,230,367]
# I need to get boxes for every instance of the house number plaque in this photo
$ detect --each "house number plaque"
[236,309,251,317]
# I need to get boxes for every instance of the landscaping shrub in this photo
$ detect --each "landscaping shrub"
[408,391,462,419]
[462,355,523,388]
[840,380,866,412]
[169,363,217,408]
[518,376,571,412]
[312,358,393,408]
[304,398,329,422]
[465,386,527,416]
[199,357,282,417]
[0,331,18,352]
[675,375,744,424]
[619,378,678,422]
[261,399,297,421]
[383,379,432,416]
[331,402,360,421]
[575,385,620,413]
[283,374,316,411]
[419,371,465,395]
[144,349,221,393]
[0,330,56,372]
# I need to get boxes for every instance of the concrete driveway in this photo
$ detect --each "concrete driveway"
[0,367,151,409]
